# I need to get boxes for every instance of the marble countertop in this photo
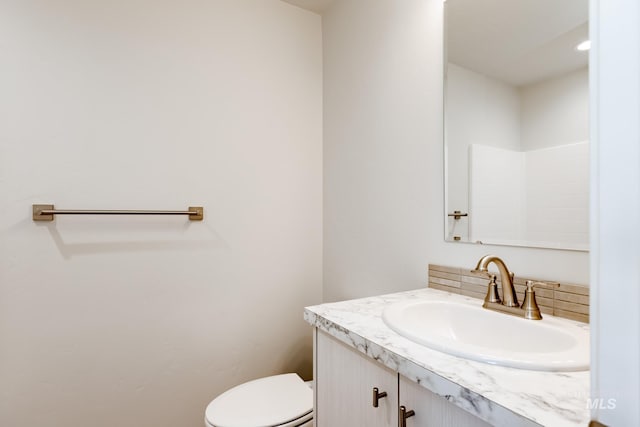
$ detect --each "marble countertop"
[304,288,590,427]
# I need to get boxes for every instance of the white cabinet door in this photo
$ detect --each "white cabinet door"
[399,375,490,427]
[315,330,398,427]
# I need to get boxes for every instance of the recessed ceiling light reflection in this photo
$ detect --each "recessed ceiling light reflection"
[576,40,591,51]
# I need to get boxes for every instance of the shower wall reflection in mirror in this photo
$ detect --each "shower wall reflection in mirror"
[444,0,589,251]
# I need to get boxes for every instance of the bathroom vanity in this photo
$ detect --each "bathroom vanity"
[305,288,590,427]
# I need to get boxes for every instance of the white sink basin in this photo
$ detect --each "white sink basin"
[382,298,589,371]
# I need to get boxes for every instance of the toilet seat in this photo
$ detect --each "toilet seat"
[205,373,313,427]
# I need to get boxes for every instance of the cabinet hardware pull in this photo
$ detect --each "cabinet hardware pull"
[399,405,415,427]
[372,387,388,407]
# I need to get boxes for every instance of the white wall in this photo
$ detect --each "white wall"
[0,1,322,427]
[590,0,640,424]
[520,67,589,150]
[323,0,589,303]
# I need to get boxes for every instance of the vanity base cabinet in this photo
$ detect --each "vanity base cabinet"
[315,329,490,427]
[315,330,398,427]
[399,375,490,427]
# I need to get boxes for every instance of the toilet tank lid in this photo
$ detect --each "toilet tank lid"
[205,373,312,427]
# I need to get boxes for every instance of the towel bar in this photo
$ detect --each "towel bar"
[32,204,204,221]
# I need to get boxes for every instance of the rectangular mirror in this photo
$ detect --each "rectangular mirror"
[444,0,589,251]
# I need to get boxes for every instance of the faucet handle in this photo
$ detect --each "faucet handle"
[525,280,560,291]
[522,281,560,320]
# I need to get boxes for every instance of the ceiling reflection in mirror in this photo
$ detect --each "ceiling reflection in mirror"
[444,0,589,251]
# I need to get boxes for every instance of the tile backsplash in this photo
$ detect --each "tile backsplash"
[428,264,589,323]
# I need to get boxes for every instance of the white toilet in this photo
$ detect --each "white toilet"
[204,373,313,427]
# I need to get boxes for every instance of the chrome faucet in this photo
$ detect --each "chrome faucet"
[472,255,559,320]
[473,255,519,307]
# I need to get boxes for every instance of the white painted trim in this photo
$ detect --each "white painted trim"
[590,0,640,424]
[589,0,600,420]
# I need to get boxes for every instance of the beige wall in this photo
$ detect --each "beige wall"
[322,0,589,303]
[0,1,322,426]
